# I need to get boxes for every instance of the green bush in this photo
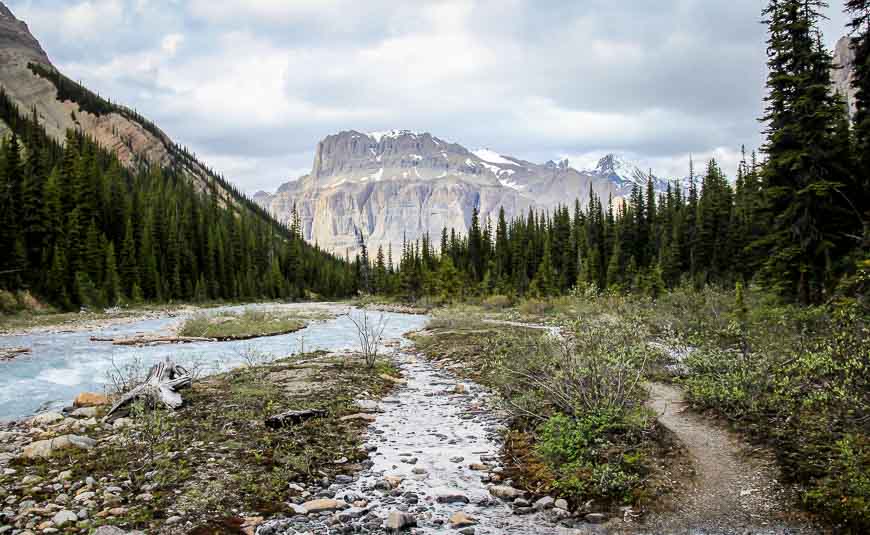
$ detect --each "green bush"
[536,411,646,502]
[681,300,870,529]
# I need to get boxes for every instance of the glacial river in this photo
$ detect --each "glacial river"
[0,304,428,422]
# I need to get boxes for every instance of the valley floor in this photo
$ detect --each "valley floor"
[1,292,864,534]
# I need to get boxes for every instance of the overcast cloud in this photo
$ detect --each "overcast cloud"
[7,0,851,192]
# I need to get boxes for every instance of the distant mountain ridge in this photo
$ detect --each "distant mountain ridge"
[0,1,256,212]
[254,130,685,257]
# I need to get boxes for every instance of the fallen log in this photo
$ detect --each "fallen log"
[265,409,327,429]
[0,347,31,361]
[91,335,214,346]
[104,358,192,422]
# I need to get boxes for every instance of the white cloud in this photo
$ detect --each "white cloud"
[160,33,183,55]
[6,0,852,193]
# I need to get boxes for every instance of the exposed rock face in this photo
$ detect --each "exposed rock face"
[256,130,664,257]
[0,2,233,202]
[833,35,858,118]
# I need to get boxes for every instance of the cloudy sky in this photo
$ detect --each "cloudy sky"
[8,0,851,192]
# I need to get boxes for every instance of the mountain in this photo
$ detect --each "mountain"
[0,2,356,304]
[0,2,241,206]
[255,130,680,257]
[832,35,858,117]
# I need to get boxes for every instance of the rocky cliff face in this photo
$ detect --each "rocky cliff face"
[256,130,667,257]
[0,2,233,202]
[833,35,858,117]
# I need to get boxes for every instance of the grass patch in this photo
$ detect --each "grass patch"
[177,308,320,340]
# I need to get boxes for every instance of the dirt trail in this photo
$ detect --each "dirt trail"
[639,382,820,534]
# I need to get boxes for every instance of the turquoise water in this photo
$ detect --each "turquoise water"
[0,305,428,422]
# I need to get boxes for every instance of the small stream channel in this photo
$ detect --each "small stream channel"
[262,337,581,534]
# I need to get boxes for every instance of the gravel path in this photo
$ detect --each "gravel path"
[635,382,821,535]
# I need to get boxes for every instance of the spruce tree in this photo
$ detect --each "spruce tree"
[759,0,861,303]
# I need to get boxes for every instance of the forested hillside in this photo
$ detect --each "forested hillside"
[0,89,356,309]
[374,0,869,308]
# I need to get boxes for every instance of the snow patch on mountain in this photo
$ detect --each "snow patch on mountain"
[473,148,521,167]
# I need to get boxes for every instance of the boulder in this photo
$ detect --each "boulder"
[449,511,476,527]
[70,407,99,418]
[488,485,525,500]
[51,510,77,528]
[384,510,416,531]
[555,498,569,510]
[30,412,64,426]
[74,392,110,408]
[534,496,555,510]
[93,527,127,535]
[20,435,97,459]
[301,498,344,513]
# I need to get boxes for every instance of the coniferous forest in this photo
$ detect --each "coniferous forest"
[0,88,356,309]
[364,0,869,308]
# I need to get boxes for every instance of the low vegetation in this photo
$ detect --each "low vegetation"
[412,311,678,510]
[414,284,870,530]
[5,351,401,533]
[176,308,324,340]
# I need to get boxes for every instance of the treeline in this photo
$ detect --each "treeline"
[367,0,869,306]
[0,88,356,309]
[27,61,282,237]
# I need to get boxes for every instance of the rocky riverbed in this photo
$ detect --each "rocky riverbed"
[0,311,615,535]
[255,351,610,535]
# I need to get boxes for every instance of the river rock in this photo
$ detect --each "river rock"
[21,475,42,485]
[449,511,476,527]
[30,412,64,426]
[384,476,404,489]
[93,527,127,535]
[74,392,110,407]
[51,510,77,528]
[355,400,380,412]
[301,498,345,513]
[384,510,416,530]
[71,407,99,418]
[435,490,469,504]
[534,496,555,510]
[20,435,96,459]
[288,503,307,515]
[488,485,525,500]
[555,498,569,510]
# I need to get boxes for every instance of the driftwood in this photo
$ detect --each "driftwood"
[91,335,214,346]
[104,358,192,422]
[0,347,31,361]
[265,409,327,429]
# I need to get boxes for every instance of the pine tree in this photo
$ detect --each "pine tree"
[846,0,870,243]
[119,217,139,296]
[103,241,121,306]
[759,0,861,303]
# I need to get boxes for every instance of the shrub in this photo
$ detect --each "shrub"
[493,318,652,421]
[483,294,511,309]
[536,411,648,502]
[0,290,18,315]
[518,298,553,316]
